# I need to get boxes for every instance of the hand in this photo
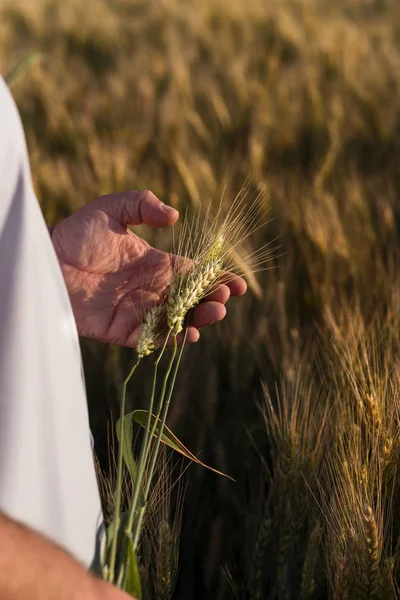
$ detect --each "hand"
[0,512,133,600]
[51,190,247,348]
[97,580,133,600]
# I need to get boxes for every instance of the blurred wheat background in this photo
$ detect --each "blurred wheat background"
[2,0,400,597]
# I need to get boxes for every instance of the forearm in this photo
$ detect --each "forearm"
[0,513,125,600]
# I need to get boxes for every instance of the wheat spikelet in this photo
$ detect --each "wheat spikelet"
[139,563,151,600]
[322,450,384,600]
[380,556,395,600]
[167,234,225,334]
[300,520,322,600]
[361,504,380,599]
[365,393,382,435]
[276,510,291,600]
[154,520,174,600]
[382,434,393,468]
[335,556,351,600]
[248,513,272,600]
[294,488,310,542]
[136,304,165,357]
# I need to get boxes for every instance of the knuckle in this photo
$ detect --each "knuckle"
[138,189,156,203]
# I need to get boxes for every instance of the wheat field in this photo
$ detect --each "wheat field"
[2,0,400,597]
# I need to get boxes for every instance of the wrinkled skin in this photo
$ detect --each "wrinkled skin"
[51,190,247,348]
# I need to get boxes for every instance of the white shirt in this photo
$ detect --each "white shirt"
[0,77,102,567]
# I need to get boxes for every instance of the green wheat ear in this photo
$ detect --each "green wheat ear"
[5,52,43,86]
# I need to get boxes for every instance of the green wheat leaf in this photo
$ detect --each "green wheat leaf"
[124,537,142,599]
[131,409,234,481]
[116,412,139,487]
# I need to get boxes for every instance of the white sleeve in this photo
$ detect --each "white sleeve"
[0,77,102,567]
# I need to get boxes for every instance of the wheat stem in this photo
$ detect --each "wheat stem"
[124,333,171,547]
[128,333,177,550]
[107,355,141,584]
[132,328,188,550]
[116,334,172,588]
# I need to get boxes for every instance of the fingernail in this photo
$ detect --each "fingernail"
[162,204,178,215]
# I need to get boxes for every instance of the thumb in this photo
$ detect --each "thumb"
[95,190,179,228]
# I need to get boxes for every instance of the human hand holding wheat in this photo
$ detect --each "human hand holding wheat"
[51,190,247,348]
[84,188,272,592]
